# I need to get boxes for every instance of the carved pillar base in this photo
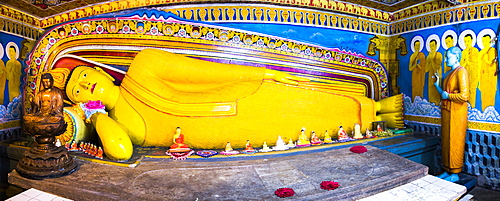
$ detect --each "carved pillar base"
[15,145,78,180]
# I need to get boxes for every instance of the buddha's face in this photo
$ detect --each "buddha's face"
[445,37,453,49]
[482,36,491,48]
[429,41,437,52]
[66,66,115,103]
[41,78,52,89]
[464,36,472,48]
[414,41,420,52]
[8,47,16,59]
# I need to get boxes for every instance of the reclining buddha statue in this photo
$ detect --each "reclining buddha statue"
[53,48,403,161]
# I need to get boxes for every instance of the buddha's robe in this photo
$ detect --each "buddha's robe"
[441,66,469,174]
[113,49,377,149]
[426,51,442,105]
[461,47,479,108]
[478,46,497,111]
[409,52,426,101]
[6,58,21,102]
[0,62,6,104]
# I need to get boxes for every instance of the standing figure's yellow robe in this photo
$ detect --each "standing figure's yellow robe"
[479,46,497,111]
[441,66,469,174]
[410,52,426,101]
[426,51,443,105]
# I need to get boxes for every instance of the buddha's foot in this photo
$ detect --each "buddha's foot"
[376,112,404,128]
[376,94,403,114]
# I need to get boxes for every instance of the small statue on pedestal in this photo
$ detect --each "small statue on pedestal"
[16,73,78,179]
[166,127,194,160]
[337,126,350,141]
[323,130,333,144]
[220,142,239,155]
[352,124,364,139]
[296,128,311,147]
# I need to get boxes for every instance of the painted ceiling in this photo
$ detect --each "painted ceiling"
[3,0,449,19]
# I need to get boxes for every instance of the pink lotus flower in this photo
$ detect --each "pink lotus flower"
[84,100,105,110]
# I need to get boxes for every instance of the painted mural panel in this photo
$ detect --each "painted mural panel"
[0,32,26,140]
[399,18,500,125]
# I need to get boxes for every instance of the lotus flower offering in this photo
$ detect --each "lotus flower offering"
[80,100,107,123]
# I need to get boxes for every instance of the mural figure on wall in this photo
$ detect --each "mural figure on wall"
[0,44,6,104]
[425,34,443,105]
[442,30,457,72]
[409,36,426,101]
[6,42,21,102]
[459,30,479,108]
[477,29,497,111]
[433,46,469,182]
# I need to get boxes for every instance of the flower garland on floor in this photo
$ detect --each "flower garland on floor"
[275,188,295,198]
[350,145,368,153]
[320,181,341,190]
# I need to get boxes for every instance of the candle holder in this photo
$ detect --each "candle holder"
[16,116,78,179]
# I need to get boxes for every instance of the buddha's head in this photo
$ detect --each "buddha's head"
[41,73,54,90]
[445,35,454,49]
[445,47,462,68]
[464,34,473,48]
[8,46,16,59]
[429,39,437,52]
[65,66,117,104]
[482,35,491,49]
[413,40,421,52]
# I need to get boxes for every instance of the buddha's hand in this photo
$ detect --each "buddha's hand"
[264,69,309,85]
[433,72,440,85]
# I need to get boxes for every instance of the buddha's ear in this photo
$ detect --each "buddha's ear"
[94,67,115,82]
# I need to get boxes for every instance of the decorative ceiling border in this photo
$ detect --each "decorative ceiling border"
[392,0,485,21]
[0,0,491,32]
[160,4,390,35]
[0,17,43,40]
[390,0,499,35]
[0,0,394,30]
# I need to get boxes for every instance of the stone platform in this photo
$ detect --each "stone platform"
[9,145,428,201]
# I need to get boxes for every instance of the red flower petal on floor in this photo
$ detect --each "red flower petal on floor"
[350,145,368,153]
[320,181,340,190]
[275,188,295,198]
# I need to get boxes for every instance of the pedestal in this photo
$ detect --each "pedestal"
[9,146,428,200]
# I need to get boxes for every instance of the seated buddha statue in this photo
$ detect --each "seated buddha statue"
[297,128,311,147]
[353,123,364,139]
[260,142,272,152]
[25,73,64,122]
[221,142,239,155]
[272,136,289,151]
[310,131,322,145]
[243,140,256,153]
[337,126,349,141]
[54,48,404,161]
[323,130,333,144]
[169,127,190,152]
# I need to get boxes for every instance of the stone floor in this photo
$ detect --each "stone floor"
[9,145,428,201]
